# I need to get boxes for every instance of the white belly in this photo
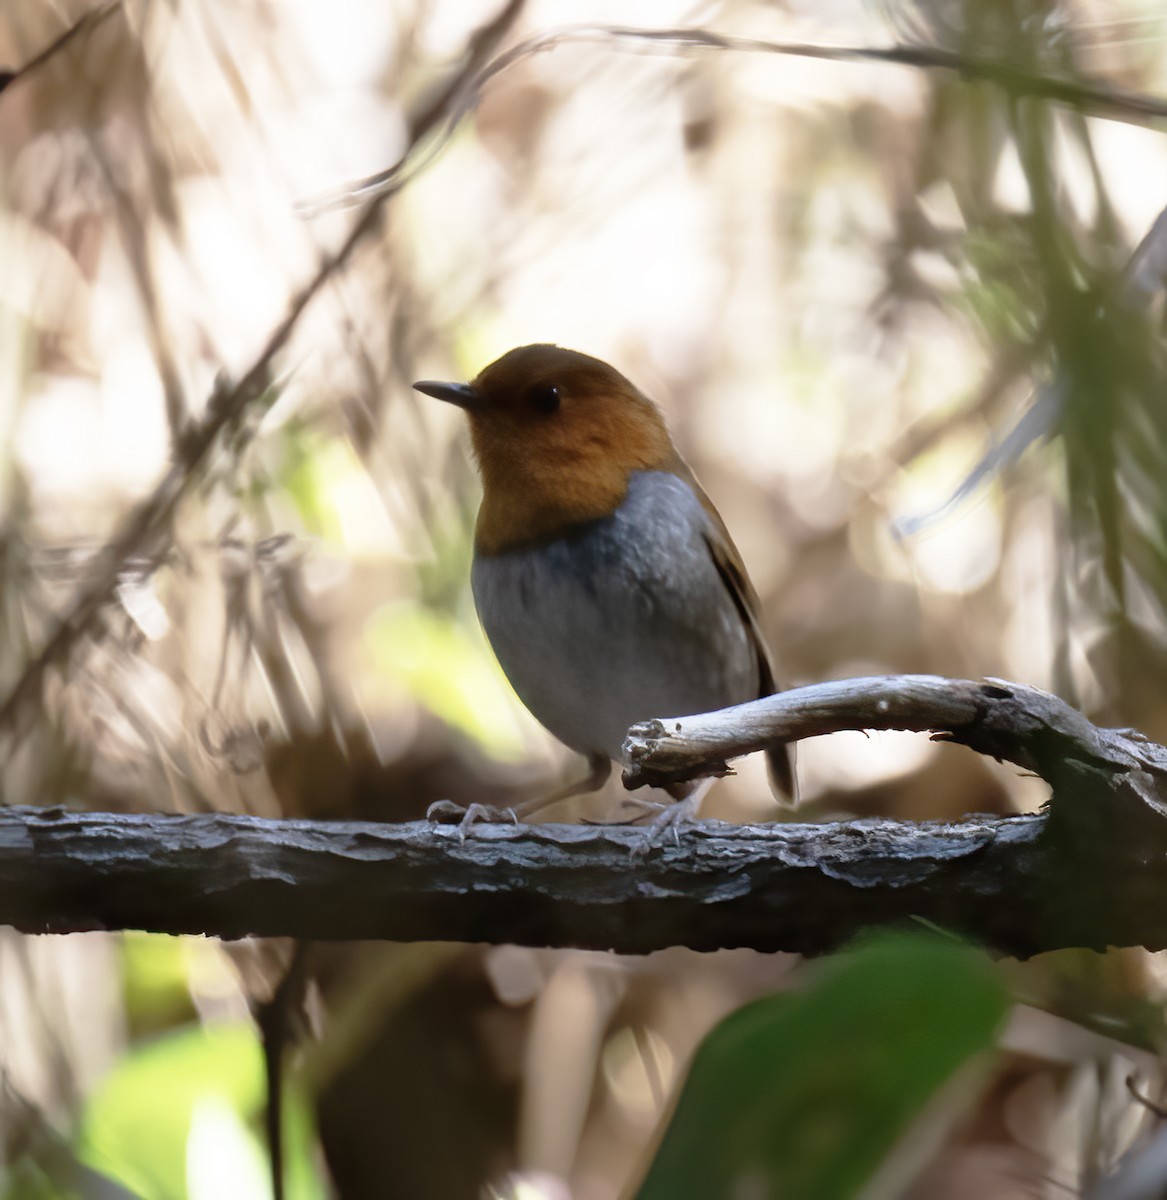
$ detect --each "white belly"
[471,471,759,761]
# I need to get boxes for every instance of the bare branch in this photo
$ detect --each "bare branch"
[0,805,1092,957]
[3,674,1167,958]
[622,674,1166,792]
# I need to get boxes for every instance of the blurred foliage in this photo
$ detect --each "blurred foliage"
[637,931,1009,1200]
[365,604,529,755]
[4,0,1167,1197]
[120,931,198,1037]
[77,1020,323,1200]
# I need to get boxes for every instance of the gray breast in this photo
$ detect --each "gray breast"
[471,470,759,761]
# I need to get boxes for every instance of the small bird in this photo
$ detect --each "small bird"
[414,345,793,831]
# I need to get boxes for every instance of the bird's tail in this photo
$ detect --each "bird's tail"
[766,743,799,807]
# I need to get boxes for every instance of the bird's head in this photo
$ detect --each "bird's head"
[414,344,680,553]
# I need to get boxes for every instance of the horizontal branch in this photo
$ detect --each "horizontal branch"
[4,676,1167,956]
[311,24,1167,216]
[596,27,1167,125]
[0,805,1078,956]
[0,801,1148,958]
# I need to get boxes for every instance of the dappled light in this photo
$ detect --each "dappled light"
[4,0,1167,1196]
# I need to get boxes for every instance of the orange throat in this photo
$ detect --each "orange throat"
[473,456,633,555]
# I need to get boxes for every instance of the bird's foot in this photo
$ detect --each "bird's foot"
[432,753,613,833]
[629,794,701,860]
[425,800,518,840]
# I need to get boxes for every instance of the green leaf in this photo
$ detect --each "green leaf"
[636,931,1008,1200]
[365,604,533,756]
[76,1020,325,1200]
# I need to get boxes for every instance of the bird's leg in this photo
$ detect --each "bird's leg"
[630,777,717,857]
[586,794,667,824]
[426,753,612,836]
[511,752,612,818]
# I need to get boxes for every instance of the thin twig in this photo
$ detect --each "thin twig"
[603,28,1167,122]
[307,24,1167,213]
[1126,1074,1167,1121]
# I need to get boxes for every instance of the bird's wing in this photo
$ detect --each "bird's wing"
[676,464,797,803]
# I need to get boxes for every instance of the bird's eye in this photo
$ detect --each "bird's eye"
[529,383,560,415]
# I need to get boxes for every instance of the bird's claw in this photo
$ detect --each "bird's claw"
[426,799,519,839]
[426,799,469,824]
[629,795,699,860]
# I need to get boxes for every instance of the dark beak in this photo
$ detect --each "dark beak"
[412,379,479,410]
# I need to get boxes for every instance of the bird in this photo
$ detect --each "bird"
[413,344,794,834]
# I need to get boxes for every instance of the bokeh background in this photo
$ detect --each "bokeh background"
[4,0,1167,1196]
